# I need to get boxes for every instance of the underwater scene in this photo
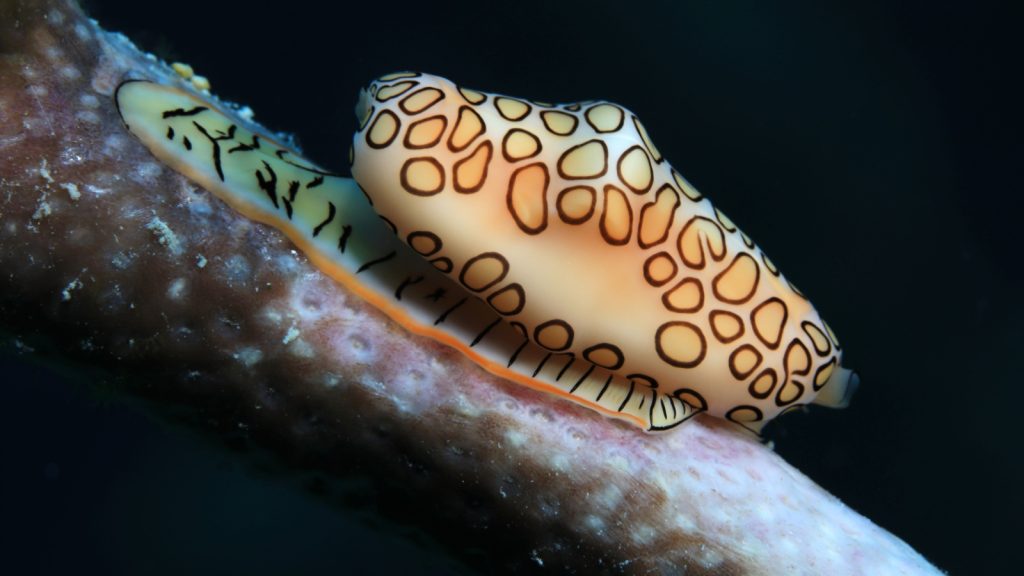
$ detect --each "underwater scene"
[1,0,1019,574]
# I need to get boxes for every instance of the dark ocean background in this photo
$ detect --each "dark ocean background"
[4,0,1020,573]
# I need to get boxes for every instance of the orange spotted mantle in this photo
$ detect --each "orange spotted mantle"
[114,72,857,434]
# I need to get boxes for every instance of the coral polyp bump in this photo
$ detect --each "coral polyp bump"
[114,71,857,433]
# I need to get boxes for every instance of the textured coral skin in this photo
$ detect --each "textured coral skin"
[0,1,941,573]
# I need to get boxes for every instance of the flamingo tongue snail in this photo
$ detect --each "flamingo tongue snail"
[114,71,858,434]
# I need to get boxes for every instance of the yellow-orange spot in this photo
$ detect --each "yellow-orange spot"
[449,106,485,152]
[749,369,777,398]
[752,298,787,349]
[585,103,624,132]
[400,87,444,114]
[376,81,416,101]
[777,379,804,405]
[458,86,486,104]
[487,284,525,315]
[508,163,549,234]
[662,278,703,313]
[502,129,541,162]
[584,344,623,369]
[404,115,446,149]
[495,97,530,121]
[638,184,680,248]
[677,217,726,269]
[460,253,509,292]
[618,146,653,194]
[171,62,194,80]
[453,141,491,193]
[672,169,703,201]
[367,110,400,148]
[715,207,737,232]
[558,140,607,179]
[761,252,779,276]
[541,110,578,136]
[710,310,744,343]
[802,322,832,356]
[536,320,572,351]
[557,186,595,224]
[408,232,440,256]
[741,231,754,248]
[431,257,453,273]
[728,407,760,423]
[713,253,760,304]
[600,185,632,245]
[643,252,677,287]
[815,360,836,388]
[632,116,662,162]
[655,322,706,368]
[730,345,762,380]
[401,158,444,196]
[785,339,811,376]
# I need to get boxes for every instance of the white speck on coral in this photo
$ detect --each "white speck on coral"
[46,9,65,25]
[145,217,184,256]
[223,254,251,283]
[344,334,374,363]
[233,347,263,367]
[59,147,84,166]
[166,277,187,300]
[288,338,314,358]
[530,551,544,567]
[79,93,99,108]
[0,134,26,151]
[604,455,632,474]
[583,514,605,533]
[195,254,208,268]
[451,393,480,417]
[102,134,126,155]
[32,200,52,221]
[27,85,48,97]
[85,184,109,196]
[282,326,300,344]
[322,374,340,388]
[549,454,570,473]
[110,251,134,270]
[131,161,161,186]
[630,523,656,546]
[21,64,37,79]
[60,182,80,201]
[504,429,527,448]
[75,110,100,124]
[59,66,81,81]
[61,277,83,301]
[673,513,697,533]
[38,159,54,183]
[360,377,386,395]
[597,484,623,509]
[73,23,91,41]
[695,545,724,568]
[261,307,283,325]
[43,46,63,61]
